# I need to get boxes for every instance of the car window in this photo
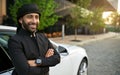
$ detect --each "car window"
[0,35,9,42]
[0,32,14,42]
[0,37,7,48]
[0,31,15,49]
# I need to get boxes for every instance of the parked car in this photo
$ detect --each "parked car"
[0,25,88,75]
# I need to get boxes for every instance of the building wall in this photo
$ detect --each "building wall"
[0,0,6,24]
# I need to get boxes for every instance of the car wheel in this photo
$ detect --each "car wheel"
[77,59,88,75]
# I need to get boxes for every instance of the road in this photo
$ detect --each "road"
[81,35,120,75]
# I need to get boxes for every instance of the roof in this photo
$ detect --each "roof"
[88,0,116,11]
[55,0,76,16]
[55,0,117,17]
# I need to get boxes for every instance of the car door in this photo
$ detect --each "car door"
[0,38,14,75]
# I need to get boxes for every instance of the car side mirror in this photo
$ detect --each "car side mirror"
[57,46,68,56]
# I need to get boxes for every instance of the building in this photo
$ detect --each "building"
[0,0,118,25]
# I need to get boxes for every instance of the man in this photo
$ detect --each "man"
[8,3,60,75]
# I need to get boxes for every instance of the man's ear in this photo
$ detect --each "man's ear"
[18,18,22,24]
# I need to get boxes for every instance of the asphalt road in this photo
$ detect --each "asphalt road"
[81,35,120,75]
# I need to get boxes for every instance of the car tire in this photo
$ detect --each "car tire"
[77,58,88,75]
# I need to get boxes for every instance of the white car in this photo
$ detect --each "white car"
[0,25,88,75]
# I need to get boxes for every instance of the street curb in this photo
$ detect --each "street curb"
[50,32,119,46]
[74,32,119,46]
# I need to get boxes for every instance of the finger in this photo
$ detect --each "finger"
[45,49,54,57]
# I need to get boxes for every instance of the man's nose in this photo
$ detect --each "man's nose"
[32,17,37,23]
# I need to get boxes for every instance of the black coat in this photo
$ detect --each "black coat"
[8,28,60,75]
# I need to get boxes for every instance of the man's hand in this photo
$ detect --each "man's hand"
[45,48,54,57]
[28,60,37,67]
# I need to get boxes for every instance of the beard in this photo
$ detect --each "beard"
[21,20,38,33]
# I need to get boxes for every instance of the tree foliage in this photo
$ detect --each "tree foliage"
[75,0,91,8]
[109,12,120,26]
[107,11,120,32]
[9,0,59,30]
[66,0,91,40]
[89,8,105,33]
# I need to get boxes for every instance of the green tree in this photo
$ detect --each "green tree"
[67,0,91,40]
[89,8,105,34]
[108,11,120,32]
[110,12,120,26]
[9,0,59,30]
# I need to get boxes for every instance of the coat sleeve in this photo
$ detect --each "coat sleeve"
[39,34,61,67]
[8,36,48,75]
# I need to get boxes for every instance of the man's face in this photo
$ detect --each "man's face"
[19,13,40,33]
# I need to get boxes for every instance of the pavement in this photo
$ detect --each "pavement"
[49,32,119,46]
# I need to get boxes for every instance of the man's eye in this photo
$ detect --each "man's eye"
[27,15,32,18]
[35,16,39,19]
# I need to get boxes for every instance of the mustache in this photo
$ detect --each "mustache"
[22,20,38,25]
[28,22,38,25]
